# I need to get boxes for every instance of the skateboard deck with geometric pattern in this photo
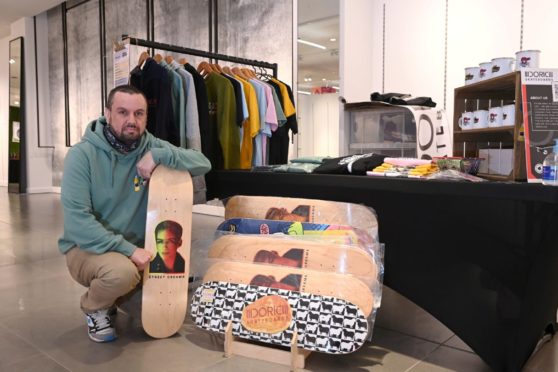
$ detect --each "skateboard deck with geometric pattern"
[191,280,369,354]
[141,166,193,338]
[208,234,378,278]
[224,195,377,233]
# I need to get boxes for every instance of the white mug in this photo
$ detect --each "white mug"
[458,112,474,130]
[473,110,489,129]
[465,67,480,85]
[479,62,492,80]
[515,50,541,69]
[502,104,515,126]
[488,106,503,127]
[491,57,515,77]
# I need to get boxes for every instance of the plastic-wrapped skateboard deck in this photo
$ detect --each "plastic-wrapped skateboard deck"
[224,195,377,232]
[141,166,193,338]
[191,281,369,354]
[203,261,374,316]
[209,234,377,278]
[217,217,375,246]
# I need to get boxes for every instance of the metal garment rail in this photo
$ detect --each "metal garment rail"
[125,36,278,78]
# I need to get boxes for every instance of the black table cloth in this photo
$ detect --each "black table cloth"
[206,170,558,372]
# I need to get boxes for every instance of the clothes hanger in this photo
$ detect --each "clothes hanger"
[222,66,233,75]
[165,55,174,64]
[197,61,214,77]
[154,53,163,63]
[137,51,149,67]
[178,57,188,65]
[232,67,249,80]
[242,68,256,79]
[212,63,223,73]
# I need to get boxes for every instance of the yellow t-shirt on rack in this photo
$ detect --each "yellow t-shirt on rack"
[271,78,296,117]
[233,75,261,169]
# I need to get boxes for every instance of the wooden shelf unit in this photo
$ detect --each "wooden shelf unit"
[453,71,526,181]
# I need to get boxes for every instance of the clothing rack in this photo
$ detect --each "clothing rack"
[124,36,278,78]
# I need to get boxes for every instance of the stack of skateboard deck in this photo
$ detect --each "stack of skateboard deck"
[190,195,383,354]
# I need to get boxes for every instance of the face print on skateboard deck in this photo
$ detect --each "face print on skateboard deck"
[208,234,378,278]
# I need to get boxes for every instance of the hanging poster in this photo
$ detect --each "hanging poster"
[113,41,130,88]
[520,68,558,182]
[12,121,20,143]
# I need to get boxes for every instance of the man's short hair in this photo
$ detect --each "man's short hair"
[105,85,146,109]
[155,220,183,238]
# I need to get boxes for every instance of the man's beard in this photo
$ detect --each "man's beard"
[110,123,140,145]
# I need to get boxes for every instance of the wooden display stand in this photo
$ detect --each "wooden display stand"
[453,71,526,181]
[224,322,312,371]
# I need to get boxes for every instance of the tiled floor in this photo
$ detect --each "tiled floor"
[0,189,556,371]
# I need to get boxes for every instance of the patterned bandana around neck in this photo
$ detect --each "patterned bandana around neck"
[103,122,140,154]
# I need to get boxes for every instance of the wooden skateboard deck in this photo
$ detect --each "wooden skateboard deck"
[141,166,193,338]
[191,281,369,354]
[217,217,376,247]
[224,195,378,232]
[209,235,378,278]
[203,261,374,316]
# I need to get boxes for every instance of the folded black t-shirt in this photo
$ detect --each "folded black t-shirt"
[313,153,386,175]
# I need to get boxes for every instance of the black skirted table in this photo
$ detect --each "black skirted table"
[206,170,558,372]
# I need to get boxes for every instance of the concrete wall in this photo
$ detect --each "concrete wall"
[217,0,293,86]
[0,18,55,193]
[42,0,292,188]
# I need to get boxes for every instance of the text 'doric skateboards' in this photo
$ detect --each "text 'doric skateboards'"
[191,281,369,354]
[142,166,193,338]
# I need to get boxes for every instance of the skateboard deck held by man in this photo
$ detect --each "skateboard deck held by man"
[141,166,193,338]
[203,261,374,316]
[209,234,378,278]
[191,280,370,354]
[224,195,378,232]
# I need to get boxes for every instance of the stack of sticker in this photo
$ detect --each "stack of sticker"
[190,195,384,354]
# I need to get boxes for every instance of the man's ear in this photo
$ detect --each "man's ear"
[104,107,110,121]
[177,239,183,247]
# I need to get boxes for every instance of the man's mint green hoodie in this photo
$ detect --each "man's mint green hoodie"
[58,116,211,257]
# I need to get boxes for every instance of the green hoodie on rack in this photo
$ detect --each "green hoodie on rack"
[58,116,211,257]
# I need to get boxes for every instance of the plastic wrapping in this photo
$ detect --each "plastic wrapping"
[190,195,385,354]
[223,195,379,239]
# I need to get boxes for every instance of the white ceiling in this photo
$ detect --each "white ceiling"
[0,0,64,38]
[297,0,339,92]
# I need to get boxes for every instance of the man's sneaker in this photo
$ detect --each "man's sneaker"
[85,309,117,343]
[108,305,117,322]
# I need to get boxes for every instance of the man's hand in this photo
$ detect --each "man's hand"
[136,151,157,180]
[130,248,152,271]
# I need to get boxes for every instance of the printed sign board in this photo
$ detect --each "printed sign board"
[520,68,558,182]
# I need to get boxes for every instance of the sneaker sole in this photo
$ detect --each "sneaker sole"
[88,333,118,343]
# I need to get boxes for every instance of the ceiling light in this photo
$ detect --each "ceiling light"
[297,90,311,95]
[14,101,19,105]
[297,38,326,50]
[322,78,327,81]
[329,38,337,42]
[9,59,15,64]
